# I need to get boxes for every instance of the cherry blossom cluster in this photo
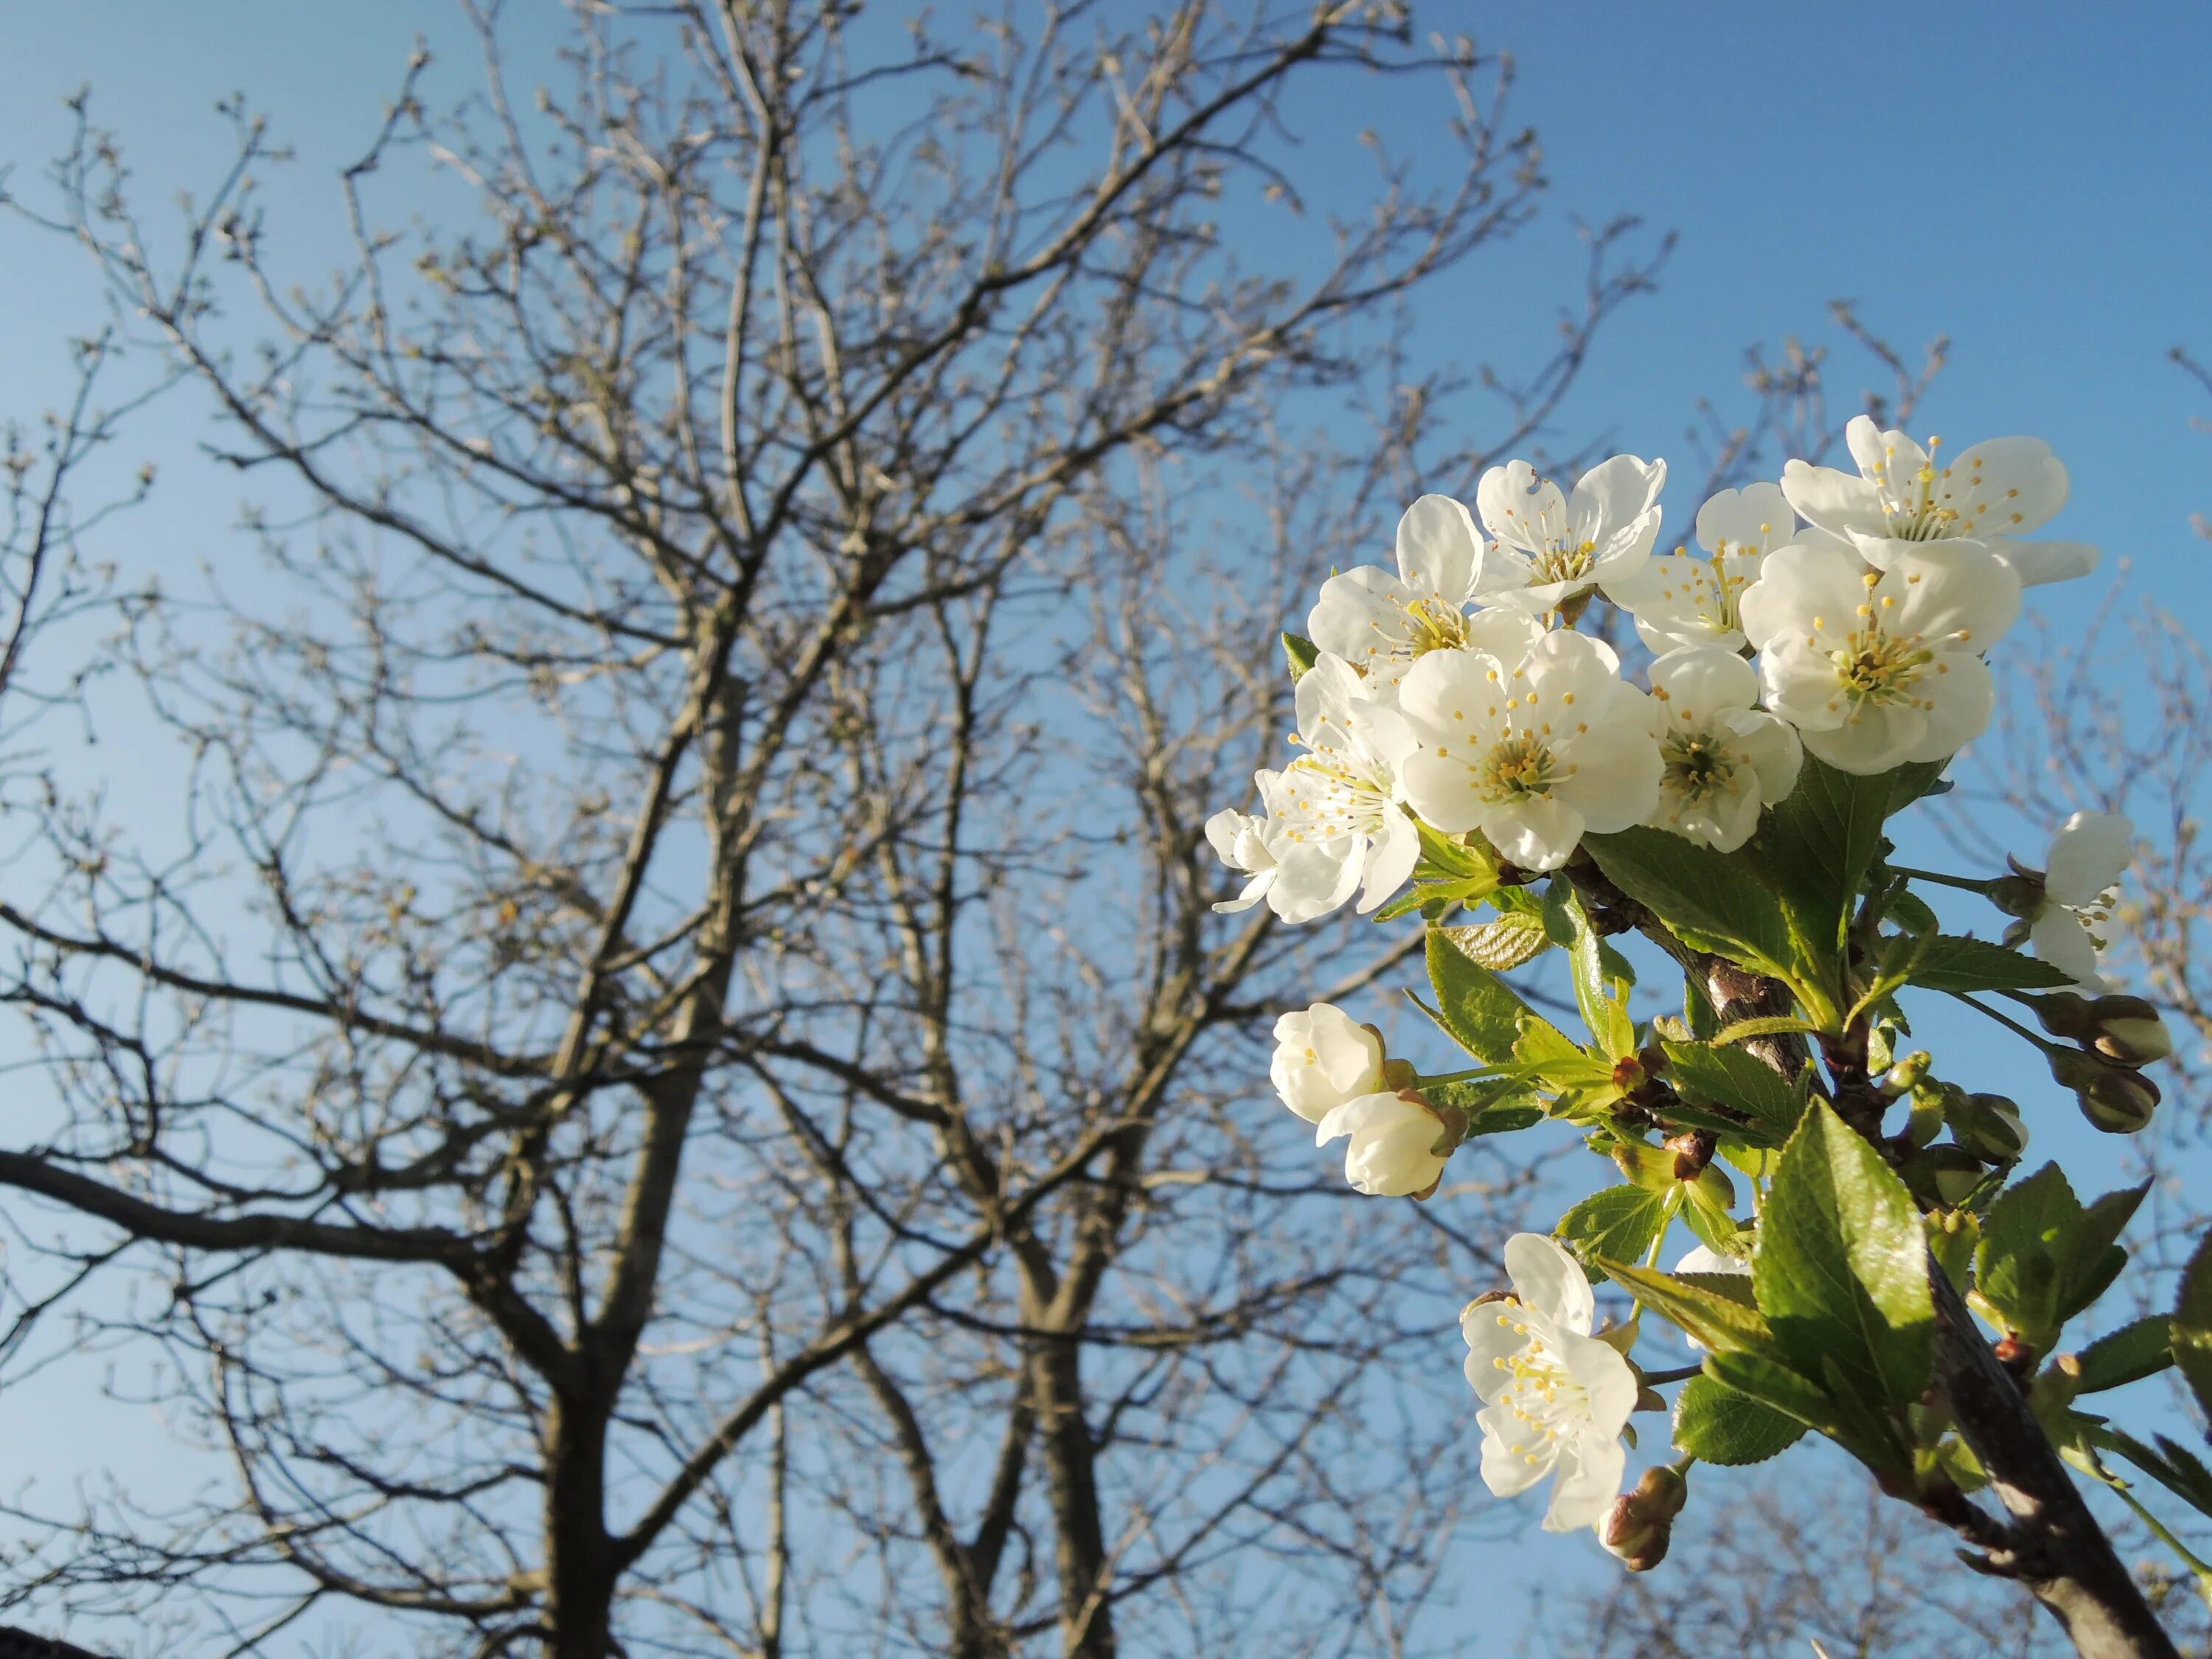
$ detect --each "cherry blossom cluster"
[1209,418,2096,911]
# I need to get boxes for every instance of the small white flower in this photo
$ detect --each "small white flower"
[1263,653,1422,922]
[1205,787,1283,914]
[1473,455,1667,614]
[1737,539,2020,776]
[1644,647,1803,853]
[1314,1089,1450,1197]
[2019,810,2132,987]
[1396,630,1660,872]
[1604,481,1795,655]
[1270,1003,1386,1124]
[1780,415,2099,589]
[1462,1233,1638,1532]
[1309,495,1548,696]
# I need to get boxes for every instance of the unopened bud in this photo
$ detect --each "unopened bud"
[1901,1144,1987,1208]
[1904,1081,1958,1149]
[2051,1048,2160,1134]
[1947,1091,2028,1163]
[1880,1051,1933,1099]
[1600,1464,1688,1573]
[1988,871,2046,919]
[1611,1054,1646,1093]
[1666,1129,1715,1180]
[1380,1056,1419,1091]
[2084,995,2172,1068]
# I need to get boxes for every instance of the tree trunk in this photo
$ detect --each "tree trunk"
[543,1395,618,1659]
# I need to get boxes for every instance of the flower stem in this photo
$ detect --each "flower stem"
[1892,863,1998,895]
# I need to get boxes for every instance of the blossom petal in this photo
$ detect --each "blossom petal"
[1993,540,2101,588]
[1356,808,1421,914]
[1396,493,1483,599]
[1802,702,1930,776]
[1737,540,1871,653]
[2030,906,2104,987]
[1885,543,2021,646]
[1911,652,1995,761]
[1649,644,1758,715]
[1541,1436,1627,1534]
[1475,459,1569,556]
[1461,1304,1532,1405]
[1695,481,1794,557]
[1481,796,1587,871]
[1779,458,1882,535]
[1309,566,1416,673]
[2044,810,2132,906]
[1504,1232,1596,1335]
[1477,1405,1556,1498]
[1938,436,2069,538]
[1265,838,1363,924]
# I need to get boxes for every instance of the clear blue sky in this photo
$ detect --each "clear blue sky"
[0,3,2207,1652]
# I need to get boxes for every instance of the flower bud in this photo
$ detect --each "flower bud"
[1988,869,2046,919]
[1599,1464,1688,1573]
[2085,995,2172,1068]
[1314,1088,1452,1197]
[1901,1143,1988,1208]
[2050,1048,2160,1135]
[2031,990,2096,1043]
[1903,1082,1955,1150]
[1947,1091,2028,1163]
[1880,1050,1933,1099]
[1666,1129,1714,1180]
[1270,1003,1385,1123]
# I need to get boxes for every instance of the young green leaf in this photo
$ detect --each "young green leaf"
[1441,913,1551,972]
[2174,1227,2212,1427]
[1662,1039,1806,1139]
[1599,1260,1775,1357]
[1558,1186,1672,1270]
[2071,1315,2174,1394]
[1554,881,1638,1059]
[1903,935,2075,994]
[1700,1352,1844,1439]
[1281,631,1320,682]
[1672,1373,1807,1465]
[1756,1099,1933,1415]
[1424,931,1529,1065]
[1584,827,1806,992]
[1745,754,1900,956]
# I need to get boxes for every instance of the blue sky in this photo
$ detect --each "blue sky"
[1,2,2208,1652]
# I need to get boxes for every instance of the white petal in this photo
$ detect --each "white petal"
[1398,752,1485,836]
[1779,457,1882,534]
[1505,1232,1596,1335]
[1541,1437,1627,1534]
[2045,810,2132,905]
[1649,645,1758,717]
[1475,460,1570,556]
[1293,651,1366,740]
[1478,1406,1557,1498]
[1461,1306,1533,1405]
[1395,647,1501,745]
[1674,1245,1750,1276]
[1801,702,1929,775]
[1695,481,1794,557]
[1885,543,2020,647]
[1309,566,1416,672]
[1481,796,1586,871]
[1937,435,2068,538]
[1396,493,1483,599]
[1265,840,1363,923]
[2030,907,2104,987]
[1571,454,1667,535]
[1992,540,2101,588]
[1461,606,1548,661]
[1356,808,1421,914]
[1910,653,1995,761]
[1737,540,1871,652]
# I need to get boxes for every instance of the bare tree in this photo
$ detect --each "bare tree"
[0,5,1664,1656]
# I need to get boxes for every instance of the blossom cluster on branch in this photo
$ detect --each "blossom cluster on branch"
[1211,418,2212,1631]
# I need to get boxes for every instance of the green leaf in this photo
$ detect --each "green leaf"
[2175,1228,2212,1427]
[2055,1182,2147,1324]
[1888,890,1941,936]
[1424,931,1528,1065]
[1702,1352,1844,1438]
[1709,1015,1821,1047]
[1583,827,1806,990]
[1554,882,1637,1059]
[1973,1163,2076,1342]
[2072,1315,2174,1394]
[1421,1077,1545,1139]
[1282,631,1319,681]
[1745,754,1900,956]
[1683,1166,1745,1253]
[1904,936,2075,994]
[1756,1099,1933,1415]
[1599,1259,1775,1356]
[1440,913,1551,971]
[1672,1373,1807,1465]
[1662,1040,1806,1141]
[1559,1186,1671,1270]
[1416,821,1496,883]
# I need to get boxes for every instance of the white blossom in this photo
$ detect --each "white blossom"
[1644,647,1803,852]
[1396,630,1660,872]
[2019,810,2132,987]
[1605,481,1795,654]
[1672,1243,1751,1354]
[1204,786,1283,914]
[1462,1233,1638,1532]
[1308,495,1545,696]
[1263,653,1422,922]
[1473,455,1666,614]
[1270,1003,1385,1124]
[1314,1090,1450,1197]
[1780,415,2098,589]
[1737,539,2020,776]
